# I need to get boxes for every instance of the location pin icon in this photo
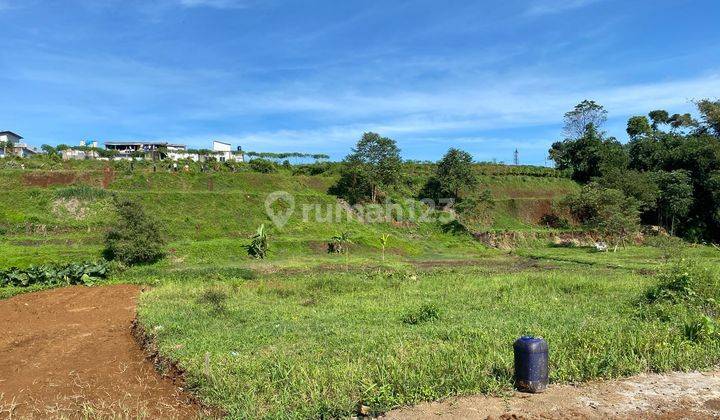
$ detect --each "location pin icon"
[264,191,295,229]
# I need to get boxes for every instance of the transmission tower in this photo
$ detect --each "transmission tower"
[513,149,519,166]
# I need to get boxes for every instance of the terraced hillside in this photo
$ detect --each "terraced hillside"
[0,163,577,269]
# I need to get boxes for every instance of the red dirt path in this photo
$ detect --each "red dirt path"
[0,285,204,419]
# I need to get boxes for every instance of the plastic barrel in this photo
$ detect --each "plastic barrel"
[513,336,548,393]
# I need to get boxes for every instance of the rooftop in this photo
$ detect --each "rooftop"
[0,131,23,139]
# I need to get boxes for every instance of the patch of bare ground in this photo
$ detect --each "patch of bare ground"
[0,285,209,419]
[409,256,556,273]
[384,370,720,419]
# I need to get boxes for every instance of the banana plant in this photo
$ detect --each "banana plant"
[379,233,390,262]
[247,224,269,259]
[331,231,353,270]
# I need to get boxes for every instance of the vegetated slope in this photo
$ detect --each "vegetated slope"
[0,167,576,268]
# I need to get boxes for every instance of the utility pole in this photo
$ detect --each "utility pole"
[513,149,519,166]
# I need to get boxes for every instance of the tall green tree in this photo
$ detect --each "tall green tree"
[332,132,402,203]
[626,116,652,139]
[651,170,694,235]
[435,148,478,199]
[549,123,627,183]
[696,99,720,136]
[648,110,670,129]
[562,100,608,139]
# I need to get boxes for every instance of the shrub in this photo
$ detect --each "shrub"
[104,198,166,265]
[644,260,718,305]
[249,158,277,173]
[540,213,570,229]
[564,184,640,250]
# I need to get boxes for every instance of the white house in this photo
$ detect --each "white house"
[212,140,244,162]
[0,131,24,158]
[105,141,187,160]
[62,149,100,160]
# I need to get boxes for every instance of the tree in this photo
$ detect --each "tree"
[598,169,659,213]
[563,100,608,139]
[695,99,720,136]
[435,148,478,200]
[651,170,694,235]
[1,139,14,156]
[41,144,58,156]
[648,110,670,129]
[549,123,627,183]
[626,116,652,139]
[668,113,697,130]
[565,185,640,251]
[104,198,166,265]
[333,132,402,203]
[249,158,277,173]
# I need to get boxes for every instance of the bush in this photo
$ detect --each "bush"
[249,158,277,173]
[644,259,718,305]
[540,213,570,229]
[104,198,166,265]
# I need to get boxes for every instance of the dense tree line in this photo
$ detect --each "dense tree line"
[550,99,720,242]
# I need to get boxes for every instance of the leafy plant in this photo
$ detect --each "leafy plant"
[683,315,718,342]
[247,224,269,259]
[331,231,353,270]
[644,259,718,305]
[379,233,390,262]
[0,261,109,288]
[401,303,440,325]
[104,197,166,265]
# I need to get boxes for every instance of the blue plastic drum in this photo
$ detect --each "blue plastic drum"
[513,336,549,393]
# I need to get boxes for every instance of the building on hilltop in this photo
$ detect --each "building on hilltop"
[104,141,187,160]
[0,131,38,158]
[212,140,244,162]
[1,131,39,158]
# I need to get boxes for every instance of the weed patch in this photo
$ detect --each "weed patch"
[401,303,440,325]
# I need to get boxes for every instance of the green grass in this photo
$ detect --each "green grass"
[4,165,720,418]
[136,252,720,418]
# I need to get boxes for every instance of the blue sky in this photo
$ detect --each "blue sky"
[1,0,718,164]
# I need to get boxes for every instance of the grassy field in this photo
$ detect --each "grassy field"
[136,247,720,418]
[2,164,719,418]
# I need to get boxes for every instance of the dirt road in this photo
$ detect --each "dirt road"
[386,370,720,419]
[0,285,204,419]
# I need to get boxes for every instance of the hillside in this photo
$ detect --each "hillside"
[0,164,577,269]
